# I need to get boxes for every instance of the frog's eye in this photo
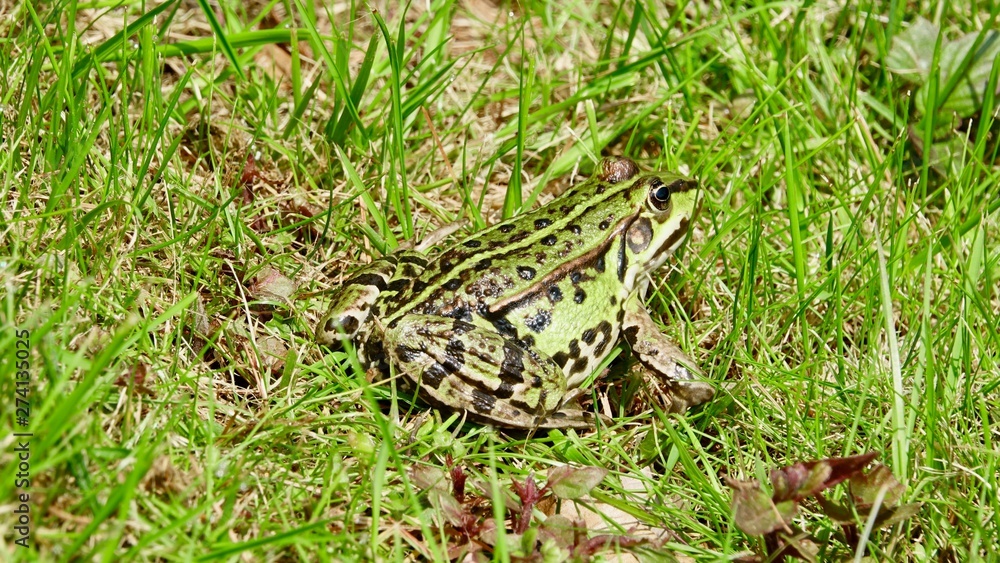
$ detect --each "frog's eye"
[648,178,672,211]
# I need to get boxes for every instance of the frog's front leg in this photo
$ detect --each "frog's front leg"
[622,294,715,413]
[316,252,426,346]
[383,315,597,429]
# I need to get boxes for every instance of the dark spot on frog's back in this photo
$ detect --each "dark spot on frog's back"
[444,278,463,291]
[595,256,606,272]
[548,285,563,302]
[598,219,611,230]
[510,231,530,243]
[552,350,569,368]
[470,388,497,414]
[594,320,614,356]
[494,381,515,399]
[534,218,552,229]
[463,239,482,248]
[395,344,422,363]
[451,318,475,334]
[499,341,525,384]
[421,364,448,389]
[346,273,388,291]
[399,254,428,267]
[446,338,465,355]
[410,280,429,294]
[517,265,536,280]
[569,224,582,235]
[540,234,557,246]
[574,288,586,304]
[387,279,411,293]
[567,339,581,359]
[595,184,606,194]
[525,309,552,333]
[499,223,516,234]
[490,316,518,338]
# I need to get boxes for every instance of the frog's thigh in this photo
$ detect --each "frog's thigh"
[622,296,715,412]
[383,315,570,428]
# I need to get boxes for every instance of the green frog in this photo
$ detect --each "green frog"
[316,156,714,428]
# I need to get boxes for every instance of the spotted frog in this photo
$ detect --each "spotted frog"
[316,157,714,428]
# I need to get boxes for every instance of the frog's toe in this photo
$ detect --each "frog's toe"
[665,380,715,413]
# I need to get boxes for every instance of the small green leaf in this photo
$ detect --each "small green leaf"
[915,29,1000,117]
[885,17,939,81]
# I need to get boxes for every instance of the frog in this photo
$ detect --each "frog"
[316,156,714,429]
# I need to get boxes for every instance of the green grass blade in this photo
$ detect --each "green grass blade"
[193,0,245,80]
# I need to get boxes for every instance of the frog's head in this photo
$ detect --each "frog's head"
[598,157,701,286]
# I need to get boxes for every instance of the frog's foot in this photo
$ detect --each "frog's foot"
[382,315,585,429]
[622,299,715,413]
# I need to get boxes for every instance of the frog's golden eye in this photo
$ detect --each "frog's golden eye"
[648,178,672,211]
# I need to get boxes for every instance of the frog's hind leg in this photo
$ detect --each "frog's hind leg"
[383,315,596,429]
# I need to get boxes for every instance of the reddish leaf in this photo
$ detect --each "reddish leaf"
[538,514,577,549]
[815,493,856,523]
[575,532,649,558]
[871,503,922,529]
[775,530,819,562]
[728,477,797,535]
[850,464,904,506]
[411,466,447,492]
[770,452,877,502]
[511,474,544,534]
[547,465,608,500]
[771,461,830,502]
[428,488,468,528]
[450,464,467,504]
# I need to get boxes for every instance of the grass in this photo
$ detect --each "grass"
[0,0,997,560]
